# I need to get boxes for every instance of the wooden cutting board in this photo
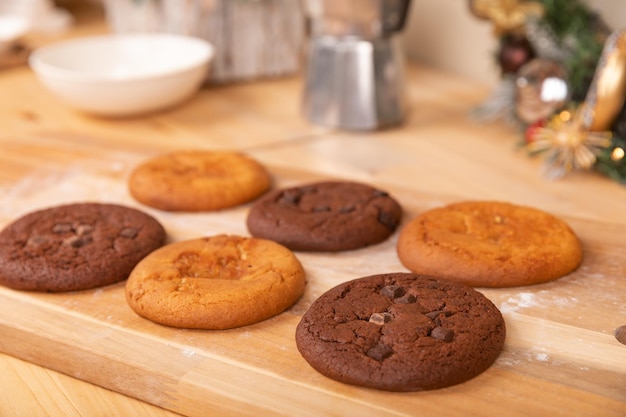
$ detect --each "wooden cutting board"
[0,156,624,417]
[2,33,626,413]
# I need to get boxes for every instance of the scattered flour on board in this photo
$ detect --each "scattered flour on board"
[0,168,131,219]
[181,349,196,358]
[499,292,538,313]
[498,290,578,313]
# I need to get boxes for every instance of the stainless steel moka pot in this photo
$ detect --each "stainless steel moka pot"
[302,0,411,130]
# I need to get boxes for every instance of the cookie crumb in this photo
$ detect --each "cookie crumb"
[615,325,626,345]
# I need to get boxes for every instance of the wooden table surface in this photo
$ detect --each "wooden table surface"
[1,6,625,417]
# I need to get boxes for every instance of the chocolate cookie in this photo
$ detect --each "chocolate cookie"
[128,150,271,212]
[126,235,306,329]
[295,273,506,391]
[0,203,166,292]
[246,181,402,251]
[397,201,583,287]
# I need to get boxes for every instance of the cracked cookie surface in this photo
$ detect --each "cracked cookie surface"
[0,203,166,292]
[125,235,306,329]
[246,181,402,251]
[397,201,583,287]
[295,273,505,391]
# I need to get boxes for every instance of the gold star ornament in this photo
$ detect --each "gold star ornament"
[527,107,613,179]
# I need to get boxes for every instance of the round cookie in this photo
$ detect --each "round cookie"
[128,150,271,212]
[397,201,583,287]
[295,272,506,391]
[125,235,306,329]
[0,203,166,292]
[246,181,402,252]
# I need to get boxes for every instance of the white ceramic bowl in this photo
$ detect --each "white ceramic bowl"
[28,33,214,116]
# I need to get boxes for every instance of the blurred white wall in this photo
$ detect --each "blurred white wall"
[404,0,626,86]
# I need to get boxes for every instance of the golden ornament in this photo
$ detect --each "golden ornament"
[468,0,544,35]
[527,107,613,178]
[582,29,626,131]
[515,58,569,124]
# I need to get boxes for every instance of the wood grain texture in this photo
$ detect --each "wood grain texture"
[1,9,626,416]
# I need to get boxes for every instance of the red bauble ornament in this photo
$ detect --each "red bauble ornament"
[525,119,546,144]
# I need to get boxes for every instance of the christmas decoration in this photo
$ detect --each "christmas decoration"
[498,34,535,74]
[514,58,568,124]
[526,107,612,179]
[581,29,626,132]
[469,0,626,184]
[595,136,626,182]
[469,0,544,35]
[469,76,517,123]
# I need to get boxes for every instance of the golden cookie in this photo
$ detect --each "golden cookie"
[128,150,271,211]
[396,201,583,287]
[125,235,306,329]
